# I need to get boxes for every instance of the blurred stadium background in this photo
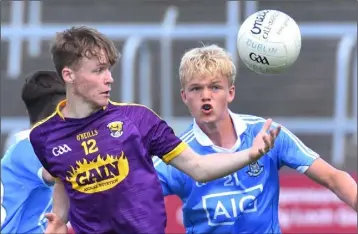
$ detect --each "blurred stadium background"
[1,1,357,233]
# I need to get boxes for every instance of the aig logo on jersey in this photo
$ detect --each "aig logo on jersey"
[52,144,72,156]
[202,185,263,226]
[107,121,124,138]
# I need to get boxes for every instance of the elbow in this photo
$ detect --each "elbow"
[192,169,213,183]
[194,174,210,183]
[326,169,347,191]
[187,168,208,183]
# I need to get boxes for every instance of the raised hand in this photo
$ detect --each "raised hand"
[250,119,281,161]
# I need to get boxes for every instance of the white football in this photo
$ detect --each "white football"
[237,10,301,74]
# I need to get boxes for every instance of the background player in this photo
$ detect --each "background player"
[1,70,66,233]
[29,26,280,234]
[154,45,358,233]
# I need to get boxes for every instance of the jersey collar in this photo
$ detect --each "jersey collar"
[192,110,247,147]
[56,99,108,120]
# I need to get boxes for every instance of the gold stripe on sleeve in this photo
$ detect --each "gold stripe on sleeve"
[162,142,188,164]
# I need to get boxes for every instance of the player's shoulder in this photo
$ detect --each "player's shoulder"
[233,113,267,134]
[4,129,31,149]
[30,111,59,138]
[3,138,34,164]
[179,124,195,144]
[13,138,33,150]
[109,100,160,118]
[13,129,31,141]
[108,100,162,126]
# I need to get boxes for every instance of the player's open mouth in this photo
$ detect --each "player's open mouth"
[101,91,110,96]
[201,104,213,114]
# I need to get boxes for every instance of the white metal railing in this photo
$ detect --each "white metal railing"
[159,6,179,117]
[121,37,152,108]
[333,35,357,165]
[0,1,357,166]
[2,3,356,79]
[353,50,358,145]
[7,1,24,79]
[28,1,42,57]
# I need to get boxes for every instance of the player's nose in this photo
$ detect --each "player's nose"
[104,70,114,84]
[201,87,211,100]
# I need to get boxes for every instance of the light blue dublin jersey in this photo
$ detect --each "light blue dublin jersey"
[1,130,53,234]
[154,112,319,234]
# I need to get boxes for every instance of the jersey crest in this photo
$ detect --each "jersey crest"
[246,161,264,177]
[107,121,124,138]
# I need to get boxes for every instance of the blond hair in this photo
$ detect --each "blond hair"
[179,44,236,88]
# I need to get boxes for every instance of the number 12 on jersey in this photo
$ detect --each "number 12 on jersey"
[81,139,99,155]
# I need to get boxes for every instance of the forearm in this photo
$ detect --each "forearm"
[194,149,253,182]
[329,170,357,211]
[53,180,70,223]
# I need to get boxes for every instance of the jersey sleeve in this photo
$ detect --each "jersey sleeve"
[7,139,52,187]
[133,106,188,163]
[153,156,186,197]
[29,128,56,178]
[276,125,320,173]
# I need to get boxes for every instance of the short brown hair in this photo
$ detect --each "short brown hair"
[50,26,120,78]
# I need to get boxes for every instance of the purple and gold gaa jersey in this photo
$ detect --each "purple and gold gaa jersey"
[29,100,187,234]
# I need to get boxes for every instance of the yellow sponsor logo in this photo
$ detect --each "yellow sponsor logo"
[66,152,129,193]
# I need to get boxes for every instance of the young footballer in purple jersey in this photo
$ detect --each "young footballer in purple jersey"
[154,45,357,234]
[29,26,281,234]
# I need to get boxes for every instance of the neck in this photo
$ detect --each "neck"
[198,110,237,149]
[62,92,101,119]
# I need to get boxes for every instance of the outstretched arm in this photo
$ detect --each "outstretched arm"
[305,158,357,211]
[169,119,281,182]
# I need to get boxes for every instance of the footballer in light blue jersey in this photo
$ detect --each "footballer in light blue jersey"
[155,45,357,233]
[1,131,53,234]
[155,113,319,233]
[1,70,66,233]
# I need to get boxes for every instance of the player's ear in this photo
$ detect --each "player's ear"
[62,67,74,84]
[181,88,188,105]
[227,85,235,103]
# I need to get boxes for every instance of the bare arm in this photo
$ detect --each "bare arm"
[42,168,55,185]
[169,119,281,182]
[169,147,253,182]
[305,158,357,211]
[52,179,70,223]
